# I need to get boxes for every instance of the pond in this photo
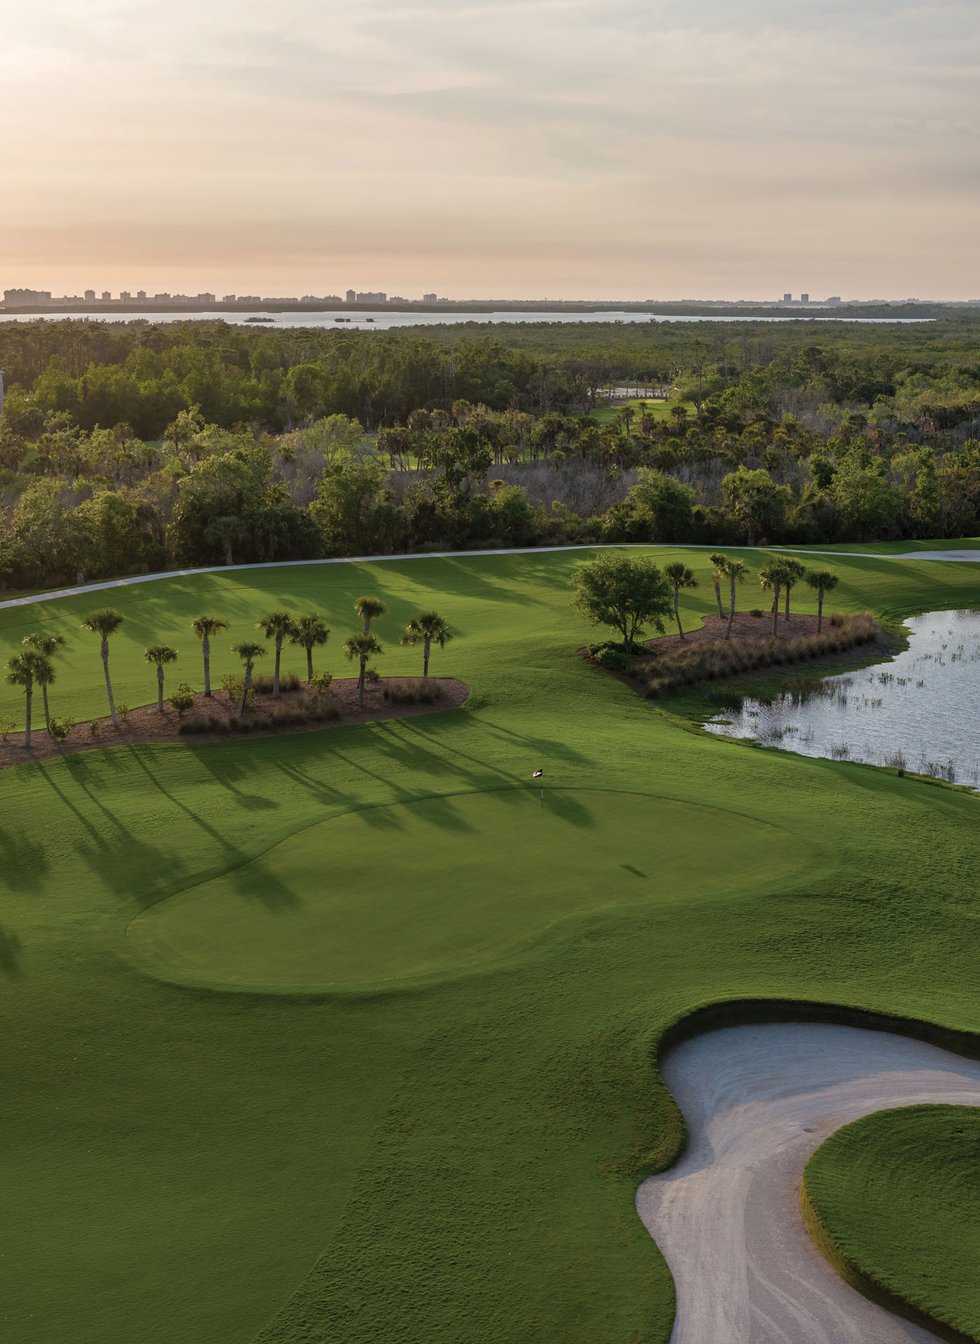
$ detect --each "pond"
[706,610,980,788]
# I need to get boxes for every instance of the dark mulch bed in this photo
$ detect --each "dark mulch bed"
[0,677,469,771]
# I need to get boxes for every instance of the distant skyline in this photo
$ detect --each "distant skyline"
[3,1,978,300]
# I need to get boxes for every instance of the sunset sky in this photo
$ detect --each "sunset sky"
[3,0,978,300]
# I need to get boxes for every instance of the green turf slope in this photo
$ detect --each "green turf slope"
[1,545,979,1344]
[804,1106,980,1343]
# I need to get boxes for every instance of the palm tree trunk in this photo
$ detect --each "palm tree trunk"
[423,640,431,678]
[203,637,212,697]
[713,578,723,618]
[239,665,253,717]
[24,685,32,749]
[726,576,737,639]
[817,592,824,633]
[42,683,51,729]
[306,647,314,684]
[674,588,684,639]
[358,656,367,704]
[784,585,791,620]
[102,640,118,725]
[157,665,165,712]
[273,640,282,698]
[771,587,780,637]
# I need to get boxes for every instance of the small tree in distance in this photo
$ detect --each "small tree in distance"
[191,615,229,697]
[572,553,673,652]
[256,610,296,698]
[23,633,66,728]
[145,644,179,713]
[345,634,383,705]
[232,642,266,717]
[6,649,49,749]
[81,608,124,726]
[723,558,749,639]
[663,561,698,641]
[290,614,330,684]
[354,596,386,635]
[806,570,839,632]
[400,612,453,678]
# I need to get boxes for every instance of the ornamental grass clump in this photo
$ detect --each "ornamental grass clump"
[639,615,878,697]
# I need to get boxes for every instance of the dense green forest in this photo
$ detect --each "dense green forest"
[1,316,978,587]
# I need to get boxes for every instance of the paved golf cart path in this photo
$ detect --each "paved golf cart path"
[0,544,976,612]
[637,1022,980,1344]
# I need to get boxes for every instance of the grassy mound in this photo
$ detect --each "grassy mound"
[803,1106,980,1342]
[126,789,805,993]
[1,543,980,1344]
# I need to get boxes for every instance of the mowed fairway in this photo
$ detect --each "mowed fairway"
[1,545,979,1344]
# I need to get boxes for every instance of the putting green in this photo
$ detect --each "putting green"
[125,788,806,992]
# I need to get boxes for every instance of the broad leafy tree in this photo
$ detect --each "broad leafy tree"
[231,642,266,717]
[191,615,229,697]
[81,608,124,725]
[663,561,698,640]
[145,644,179,713]
[290,614,330,684]
[400,612,453,678]
[572,553,673,651]
[806,570,839,632]
[256,610,296,698]
[22,632,66,727]
[344,634,383,705]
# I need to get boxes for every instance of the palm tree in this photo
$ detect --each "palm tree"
[781,558,807,620]
[806,570,839,633]
[400,612,453,678]
[191,616,229,697]
[256,610,296,698]
[758,561,792,637]
[722,558,749,639]
[145,644,179,713]
[290,614,330,684]
[663,561,698,640]
[6,650,49,749]
[709,553,728,618]
[22,633,66,727]
[231,642,266,717]
[344,634,383,705]
[81,608,124,726]
[354,596,385,635]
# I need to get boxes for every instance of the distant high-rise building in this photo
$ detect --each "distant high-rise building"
[355,291,386,303]
[782,293,793,304]
[345,289,356,304]
[101,290,111,303]
[800,293,810,305]
[423,293,438,303]
[84,289,96,303]
[825,295,841,305]
[137,290,147,301]
[196,293,215,303]
[3,288,51,307]
[120,291,131,303]
[223,294,237,303]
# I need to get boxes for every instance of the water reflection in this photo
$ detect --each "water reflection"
[707,610,980,788]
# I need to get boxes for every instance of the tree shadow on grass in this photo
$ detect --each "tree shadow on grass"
[0,925,23,977]
[0,828,50,894]
[224,857,304,911]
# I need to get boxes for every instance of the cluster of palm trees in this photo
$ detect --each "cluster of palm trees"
[661,554,839,642]
[4,597,455,746]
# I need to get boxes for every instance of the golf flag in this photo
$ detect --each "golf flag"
[532,769,543,778]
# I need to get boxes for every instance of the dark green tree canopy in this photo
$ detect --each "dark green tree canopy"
[573,553,673,649]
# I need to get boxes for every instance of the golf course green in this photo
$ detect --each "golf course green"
[804,1105,980,1342]
[1,543,979,1344]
